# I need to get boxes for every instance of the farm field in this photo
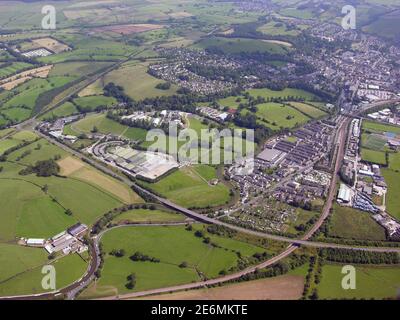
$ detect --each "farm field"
[288,102,327,119]
[0,136,141,231]
[0,130,38,155]
[361,133,387,151]
[362,120,400,135]
[0,253,88,296]
[0,128,14,138]
[101,61,178,100]
[6,138,67,164]
[31,37,71,53]
[192,37,290,55]
[0,65,53,91]
[360,148,386,165]
[40,101,78,120]
[0,62,32,79]
[217,95,249,109]
[49,61,112,78]
[0,243,47,284]
[78,78,104,97]
[140,166,231,209]
[0,76,75,123]
[136,274,304,300]
[389,152,400,171]
[57,156,142,204]
[72,95,117,111]
[38,36,140,63]
[257,21,307,37]
[318,264,400,299]
[0,138,21,155]
[328,204,386,241]
[111,208,186,224]
[382,169,400,220]
[245,102,311,130]
[80,224,266,298]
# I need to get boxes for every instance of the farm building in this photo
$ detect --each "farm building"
[26,239,45,247]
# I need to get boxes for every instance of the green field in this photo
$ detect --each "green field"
[0,243,47,284]
[40,101,78,120]
[64,113,148,141]
[389,152,400,171]
[0,62,32,78]
[318,264,400,299]
[288,102,327,119]
[361,133,387,151]
[140,166,231,208]
[6,139,67,164]
[328,205,386,241]
[73,95,117,111]
[0,138,20,155]
[102,61,178,100]
[0,76,75,123]
[0,163,122,239]
[382,168,400,220]
[362,120,400,135]
[361,148,387,165]
[0,130,38,155]
[38,36,140,63]
[257,21,303,37]
[112,208,186,224]
[192,37,290,55]
[49,61,112,78]
[217,95,249,109]
[81,224,265,298]
[245,102,311,130]
[0,128,15,138]
[0,253,88,296]
[0,137,136,239]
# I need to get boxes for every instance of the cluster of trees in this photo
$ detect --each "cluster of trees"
[110,249,126,257]
[130,251,160,263]
[19,159,60,177]
[233,113,272,144]
[155,82,172,90]
[206,224,237,238]
[194,230,212,245]
[104,82,133,105]
[295,215,318,233]
[126,273,136,289]
[320,248,400,264]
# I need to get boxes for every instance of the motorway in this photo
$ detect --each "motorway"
[1,100,399,300]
